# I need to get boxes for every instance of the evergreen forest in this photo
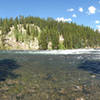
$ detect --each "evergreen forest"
[0,16,100,50]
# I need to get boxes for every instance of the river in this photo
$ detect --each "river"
[0,49,100,100]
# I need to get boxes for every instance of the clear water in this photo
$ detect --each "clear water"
[0,50,100,100]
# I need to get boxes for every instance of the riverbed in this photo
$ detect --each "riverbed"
[0,49,100,100]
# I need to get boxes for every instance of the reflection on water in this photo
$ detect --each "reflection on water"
[0,52,100,100]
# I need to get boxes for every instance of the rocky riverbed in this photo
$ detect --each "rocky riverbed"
[0,52,100,100]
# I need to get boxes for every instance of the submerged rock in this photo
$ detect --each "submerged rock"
[91,75,96,78]
[74,85,83,91]
[58,88,67,96]
[76,97,85,100]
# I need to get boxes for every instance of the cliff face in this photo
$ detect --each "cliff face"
[2,24,64,50]
[3,25,39,50]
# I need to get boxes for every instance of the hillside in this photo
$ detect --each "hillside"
[0,16,100,50]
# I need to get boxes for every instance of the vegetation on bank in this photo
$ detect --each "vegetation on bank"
[0,16,100,50]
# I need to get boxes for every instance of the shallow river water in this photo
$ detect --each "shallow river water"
[0,50,100,100]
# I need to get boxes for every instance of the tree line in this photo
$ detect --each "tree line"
[0,16,100,50]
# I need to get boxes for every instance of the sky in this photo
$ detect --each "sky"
[0,0,100,30]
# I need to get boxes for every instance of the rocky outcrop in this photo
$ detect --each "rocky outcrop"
[3,25,40,50]
[59,34,64,44]
[48,41,52,50]
[0,25,65,50]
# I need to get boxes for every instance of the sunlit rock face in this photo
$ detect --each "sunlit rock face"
[29,37,39,50]
[0,24,41,50]
[59,35,64,44]
[0,30,2,35]
[48,41,52,50]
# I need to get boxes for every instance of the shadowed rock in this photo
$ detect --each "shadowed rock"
[78,60,100,74]
[0,59,20,81]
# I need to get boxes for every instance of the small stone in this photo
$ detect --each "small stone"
[76,97,85,100]
[74,85,83,91]
[91,75,96,78]
[58,88,67,95]
[2,95,8,99]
